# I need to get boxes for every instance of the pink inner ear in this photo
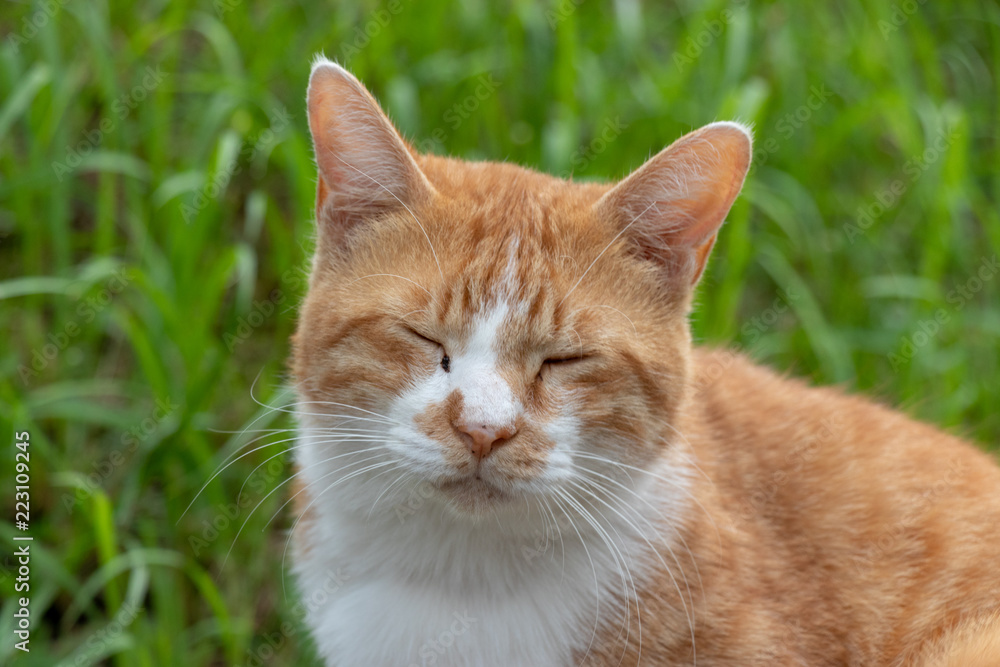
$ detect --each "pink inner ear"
[306,60,435,236]
[308,63,405,194]
[648,125,752,248]
[595,122,752,281]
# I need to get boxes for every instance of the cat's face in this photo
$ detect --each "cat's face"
[292,59,750,520]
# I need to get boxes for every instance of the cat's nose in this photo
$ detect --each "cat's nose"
[454,420,516,460]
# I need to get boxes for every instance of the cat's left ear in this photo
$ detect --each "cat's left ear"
[594,121,752,287]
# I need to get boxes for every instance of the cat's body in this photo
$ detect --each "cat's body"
[289,59,1000,666]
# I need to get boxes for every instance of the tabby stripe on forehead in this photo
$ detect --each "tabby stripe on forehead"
[319,314,381,351]
[461,281,475,316]
[525,284,548,327]
[480,258,503,299]
[437,282,454,324]
[551,293,567,330]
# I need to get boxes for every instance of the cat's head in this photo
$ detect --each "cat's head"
[292,58,750,521]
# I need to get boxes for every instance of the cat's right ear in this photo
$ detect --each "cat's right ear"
[306,57,434,248]
[594,122,752,289]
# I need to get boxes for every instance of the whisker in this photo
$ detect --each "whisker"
[537,494,567,582]
[577,465,705,600]
[573,304,639,339]
[260,398,401,426]
[220,452,390,571]
[571,451,719,545]
[237,442,390,505]
[570,476,697,664]
[561,484,640,667]
[262,454,392,535]
[552,488,603,666]
[366,469,416,523]
[281,461,405,600]
[178,430,390,522]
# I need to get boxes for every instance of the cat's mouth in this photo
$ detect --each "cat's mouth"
[435,475,511,510]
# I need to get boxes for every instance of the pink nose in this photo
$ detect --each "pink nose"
[454,421,516,460]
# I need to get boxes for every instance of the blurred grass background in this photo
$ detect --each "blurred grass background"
[1,0,999,663]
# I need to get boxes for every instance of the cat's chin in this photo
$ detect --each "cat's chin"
[435,476,514,517]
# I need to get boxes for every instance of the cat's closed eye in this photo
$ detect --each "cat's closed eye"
[537,353,592,380]
[403,326,450,371]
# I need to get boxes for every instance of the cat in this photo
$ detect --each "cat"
[288,57,1000,666]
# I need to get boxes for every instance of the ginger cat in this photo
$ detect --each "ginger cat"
[289,58,1000,666]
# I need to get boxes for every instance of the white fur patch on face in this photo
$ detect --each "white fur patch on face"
[378,299,525,480]
[451,301,521,431]
[539,411,578,479]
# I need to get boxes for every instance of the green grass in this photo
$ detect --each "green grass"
[1,0,998,663]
